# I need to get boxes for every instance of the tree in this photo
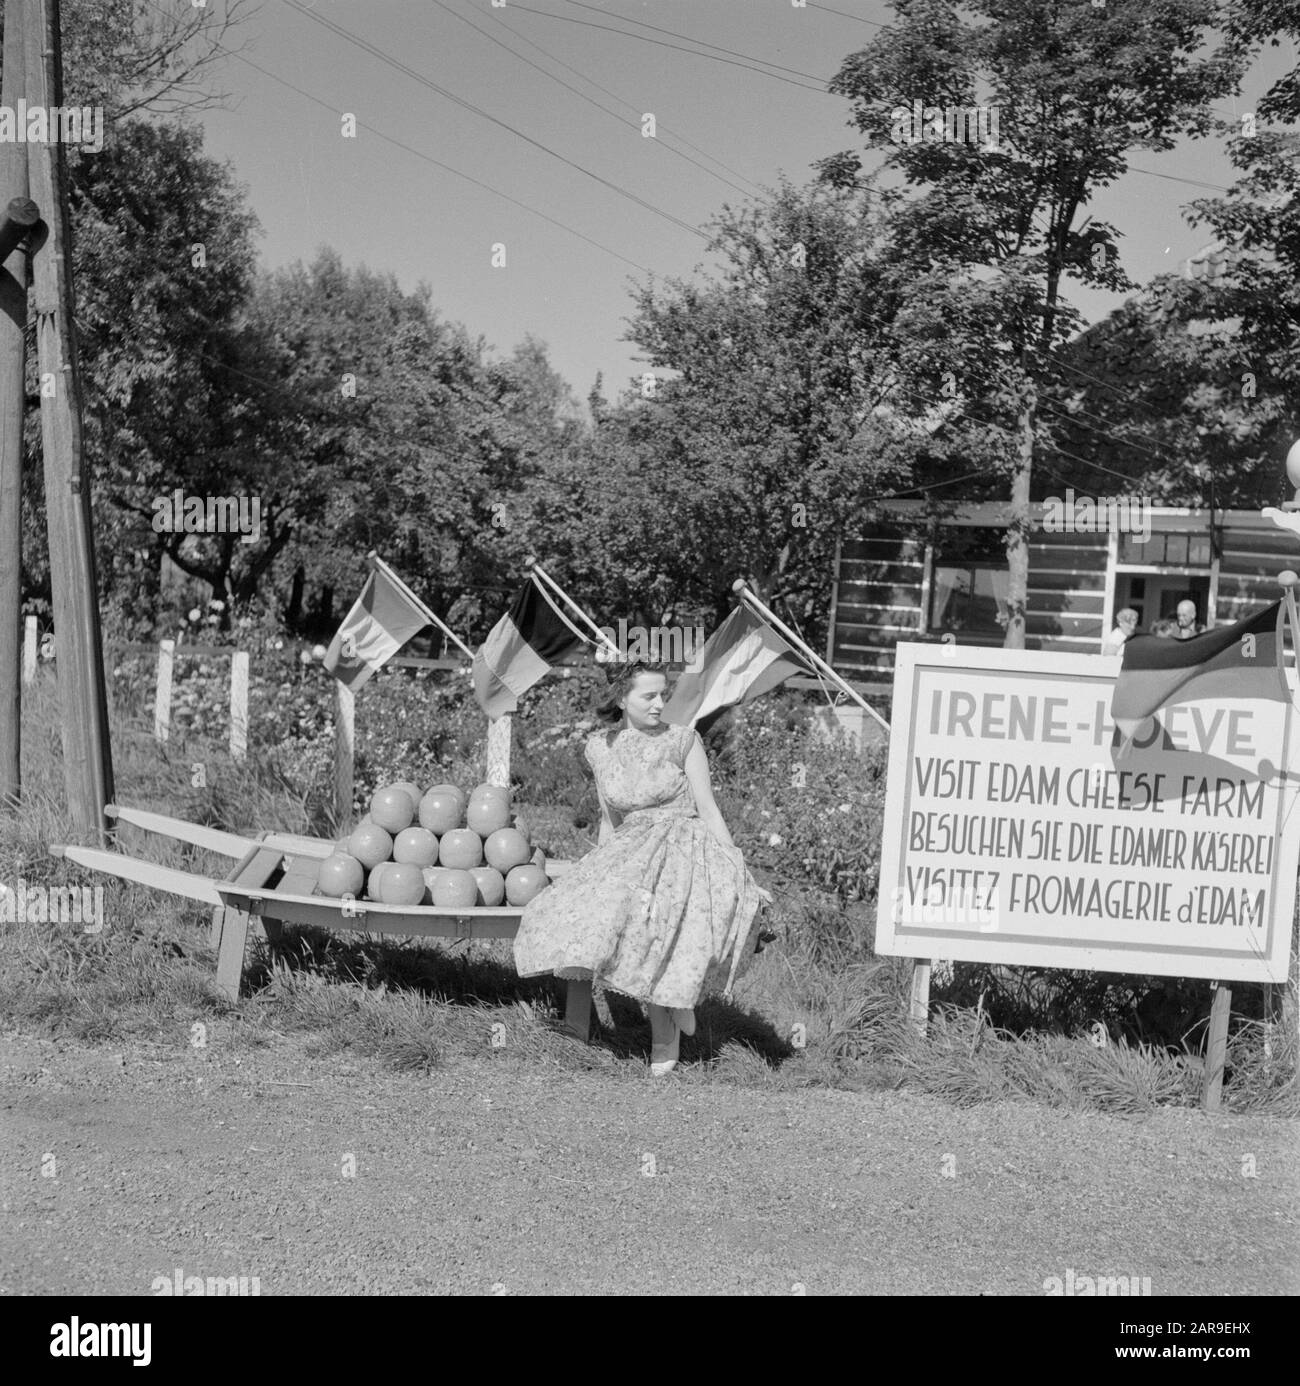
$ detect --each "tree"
[820,0,1247,646]
[12,0,254,119]
[248,252,567,643]
[16,118,287,635]
[592,178,901,646]
[1048,2,1300,509]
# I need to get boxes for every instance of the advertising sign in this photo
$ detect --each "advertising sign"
[876,644,1299,983]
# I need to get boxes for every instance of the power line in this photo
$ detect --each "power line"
[1053,354,1193,433]
[808,2,890,28]
[507,2,833,95]
[1036,397,1170,466]
[198,37,655,274]
[482,0,768,197]
[559,0,834,84]
[283,0,708,242]
[427,0,758,201]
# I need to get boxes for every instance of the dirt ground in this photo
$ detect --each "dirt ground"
[1,1029,1296,1296]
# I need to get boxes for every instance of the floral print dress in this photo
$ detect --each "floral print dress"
[512,722,763,1010]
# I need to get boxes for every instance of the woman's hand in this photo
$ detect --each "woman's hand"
[756,886,773,907]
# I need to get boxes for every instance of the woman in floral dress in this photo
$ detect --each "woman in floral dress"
[513,659,769,1075]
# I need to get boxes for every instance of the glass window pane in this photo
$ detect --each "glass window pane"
[1165,534,1188,564]
[1188,537,1210,566]
[931,567,968,629]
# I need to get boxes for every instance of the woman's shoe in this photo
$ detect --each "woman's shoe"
[650,1059,677,1076]
[670,1007,696,1036]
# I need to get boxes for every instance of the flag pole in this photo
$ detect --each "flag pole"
[733,579,890,732]
[525,557,621,656]
[365,551,474,661]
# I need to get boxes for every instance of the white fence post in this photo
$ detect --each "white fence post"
[22,615,36,683]
[334,679,355,830]
[229,650,249,760]
[154,639,174,743]
[486,713,511,788]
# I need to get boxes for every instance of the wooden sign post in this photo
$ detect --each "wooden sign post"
[1202,981,1232,1112]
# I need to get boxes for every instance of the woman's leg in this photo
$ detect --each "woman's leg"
[647,1004,680,1071]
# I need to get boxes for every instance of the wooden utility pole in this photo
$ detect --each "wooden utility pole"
[23,0,113,837]
[0,0,34,807]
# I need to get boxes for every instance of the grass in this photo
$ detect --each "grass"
[3,665,1297,1116]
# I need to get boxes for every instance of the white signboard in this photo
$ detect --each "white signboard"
[876,643,1299,983]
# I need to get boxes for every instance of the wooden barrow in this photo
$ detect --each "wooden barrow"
[49,804,597,1039]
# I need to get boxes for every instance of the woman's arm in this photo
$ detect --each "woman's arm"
[682,735,737,849]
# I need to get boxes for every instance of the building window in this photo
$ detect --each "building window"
[931,563,1009,634]
[1119,532,1212,566]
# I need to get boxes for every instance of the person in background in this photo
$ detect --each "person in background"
[1101,607,1139,655]
[1175,599,1204,639]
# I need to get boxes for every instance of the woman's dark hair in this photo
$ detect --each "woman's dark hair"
[593,658,671,723]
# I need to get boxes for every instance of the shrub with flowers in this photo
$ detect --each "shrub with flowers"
[715,690,888,904]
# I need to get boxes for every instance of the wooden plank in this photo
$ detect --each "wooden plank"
[833,597,924,619]
[214,905,251,1002]
[49,844,224,906]
[105,804,255,858]
[1026,571,1108,593]
[259,830,337,860]
[275,858,321,897]
[232,845,285,888]
[215,883,524,939]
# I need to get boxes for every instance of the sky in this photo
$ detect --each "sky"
[195,0,1295,412]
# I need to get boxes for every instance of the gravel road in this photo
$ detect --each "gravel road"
[2,1030,1296,1296]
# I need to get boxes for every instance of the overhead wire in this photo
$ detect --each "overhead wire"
[558,0,834,84]
[507,2,833,94]
[283,0,709,242]
[427,0,759,200]
[481,0,768,196]
[132,0,665,278]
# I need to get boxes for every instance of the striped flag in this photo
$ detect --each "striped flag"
[1110,600,1290,746]
[472,574,585,719]
[661,602,818,728]
[322,567,430,690]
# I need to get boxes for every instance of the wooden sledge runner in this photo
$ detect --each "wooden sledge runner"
[49,805,595,1036]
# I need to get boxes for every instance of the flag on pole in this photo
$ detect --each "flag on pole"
[321,567,430,690]
[472,574,586,720]
[661,602,818,728]
[1110,600,1289,747]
